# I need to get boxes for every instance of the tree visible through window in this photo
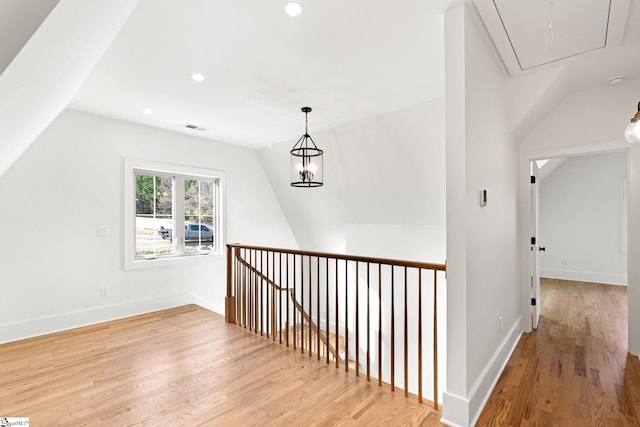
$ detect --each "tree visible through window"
[126,160,223,267]
[184,179,216,254]
[125,160,224,269]
[135,173,174,257]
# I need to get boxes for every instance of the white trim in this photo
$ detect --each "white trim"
[441,392,470,427]
[468,316,522,426]
[471,0,630,77]
[472,0,522,76]
[518,140,630,333]
[441,316,522,427]
[541,269,627,286]
[623,176,629,254]
[520,138,629,159]
[123,158,226,270]
[0,291,222,345]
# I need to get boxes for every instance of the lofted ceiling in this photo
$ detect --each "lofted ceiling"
[0,0,59,75]
[68,0,449,148]
[474,0,640,86]
[2,0,639,150]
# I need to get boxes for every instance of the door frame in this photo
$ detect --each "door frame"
[530,161,541,329]
[518,139,630,333]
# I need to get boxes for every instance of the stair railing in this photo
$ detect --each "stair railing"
[225,243,446,409]
[231,249,340,359]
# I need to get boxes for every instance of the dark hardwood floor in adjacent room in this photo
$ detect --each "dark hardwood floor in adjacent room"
[0,305,444,426]
[477,278,640,427]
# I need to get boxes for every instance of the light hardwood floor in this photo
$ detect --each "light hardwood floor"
[3,279,637,426]
[477,279,640,426]
[0,305,443,426]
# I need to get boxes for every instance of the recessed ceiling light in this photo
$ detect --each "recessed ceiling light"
[191,73,205,82]
[285,2,302,16]
[143,108,153,115]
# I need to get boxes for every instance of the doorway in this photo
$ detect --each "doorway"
[530,151,629,329]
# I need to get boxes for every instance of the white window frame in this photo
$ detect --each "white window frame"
[124,158,226,270]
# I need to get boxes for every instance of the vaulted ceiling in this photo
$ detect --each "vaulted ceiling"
[0,0,59,75]
[474,0,640,90]
[67,0,449,148]
[2,0,639,152]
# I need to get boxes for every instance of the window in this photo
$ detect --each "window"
[135,172,174,257]
[124,159,225,269]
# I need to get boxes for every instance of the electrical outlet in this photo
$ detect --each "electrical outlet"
[499,316,504,332]
[100,288,110,298]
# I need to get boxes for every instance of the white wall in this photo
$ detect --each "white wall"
[257,97,448,403]
[629,143,640,356]
[443,4,521,426]
[257,98,447,263]
[520,77,640,356]
[344,224,447,403]
[539,152,628,285]
[0,109,297,343]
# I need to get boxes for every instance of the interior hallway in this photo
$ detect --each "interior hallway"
[477,279,640,426]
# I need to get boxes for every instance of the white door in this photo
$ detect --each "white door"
[530,162,541,329]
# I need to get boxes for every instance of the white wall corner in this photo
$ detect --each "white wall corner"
[628,144,640,356]
[470,317,522,426]
[0,292,206,345]
[441,392,470,427]
[186,291,224,316]
[441,321,522,427]
[509,66,569,141]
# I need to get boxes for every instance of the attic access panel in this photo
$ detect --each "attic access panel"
[493,0,611,71]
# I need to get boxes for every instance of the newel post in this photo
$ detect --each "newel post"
[225,244,237,323]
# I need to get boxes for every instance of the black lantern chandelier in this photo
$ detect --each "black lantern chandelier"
[291,107,323,187]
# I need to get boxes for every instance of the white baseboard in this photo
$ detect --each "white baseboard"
[441,316,521,427]
[440,392,470,427]
[186,291,224,315]
[0,292,221,345]
[541,268,627,286]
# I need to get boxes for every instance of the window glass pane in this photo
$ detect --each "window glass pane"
[184,178,215,253]
[135,173,174,257]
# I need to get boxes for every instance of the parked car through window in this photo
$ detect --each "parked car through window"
[158,224,214,242]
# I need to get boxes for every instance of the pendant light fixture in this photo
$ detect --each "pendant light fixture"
[625,101,640,144]
[291,107,323,187]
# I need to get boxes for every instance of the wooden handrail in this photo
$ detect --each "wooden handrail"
[226,243,445,410]
[227,243,446,271]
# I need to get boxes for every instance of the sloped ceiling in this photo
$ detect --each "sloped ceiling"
[68,0,450,148]
[1,0,639,172]
[474,0,640,87]
[0,0,140,177]
[0,0,60,75]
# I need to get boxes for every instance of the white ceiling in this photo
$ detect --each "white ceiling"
[474,0,640,85]
[495,0,612,70]
[3,0,640,150]
[68,0,449,148]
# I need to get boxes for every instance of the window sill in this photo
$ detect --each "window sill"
[125,251,223,270]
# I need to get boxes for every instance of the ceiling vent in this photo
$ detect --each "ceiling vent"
[184,123,209,131]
